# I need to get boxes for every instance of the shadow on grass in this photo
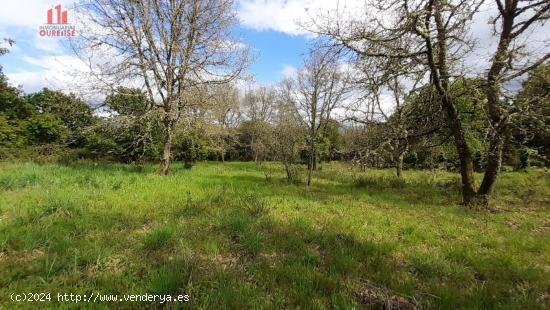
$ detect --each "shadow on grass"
[179,206,405,309]
[2,163,547,309]
[184,202,543,309]
[61,162,153,174]
[346,173,461,206]
[203,169,463,209]
[1,186,545,309]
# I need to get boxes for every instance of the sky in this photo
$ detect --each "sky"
[0,0,548,98]
[0,0,324,94]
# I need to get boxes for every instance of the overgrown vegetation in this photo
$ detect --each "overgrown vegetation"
[0,0,548,307]
[0,162,548,308]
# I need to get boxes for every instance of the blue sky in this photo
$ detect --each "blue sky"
[236,27,309,85]
[0,0,328,94]
[1,26,311,91]
[1,0,548,96]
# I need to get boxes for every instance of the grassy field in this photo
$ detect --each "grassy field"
[0,161,549,309]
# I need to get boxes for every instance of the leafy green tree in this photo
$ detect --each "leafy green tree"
[81,127,121,160]
[173,122,209,168]
[319,119,342,162]
[395,79,488,171]
[512,64,550,166]
[104,87,150,116]
[24,113,66,144]
[26,89,94,146]
[0,115,25,148]
[0,73,34,121]
[236,120,273,162]
[84,87,161,163]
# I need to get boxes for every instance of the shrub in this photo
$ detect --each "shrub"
[25,113,66,144]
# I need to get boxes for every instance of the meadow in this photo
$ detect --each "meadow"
[0,161,548,309]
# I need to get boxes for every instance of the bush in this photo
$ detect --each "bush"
[173,133,208,165]
[0,144,79,164]
[0,115,26,148]
[25,113,66,144]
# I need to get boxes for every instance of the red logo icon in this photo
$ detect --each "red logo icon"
[47,4,68,24]
[38,4,76,37]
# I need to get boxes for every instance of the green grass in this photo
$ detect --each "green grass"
[0,161,548,309]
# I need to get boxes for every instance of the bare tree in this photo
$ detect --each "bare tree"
[75,0,248,175]
[346,56,426,178]
[306,0,483,201]
[308,0,548,205]
[478,0,550,200]
[282,49,350,186]
[242,86,276,162]
[272,89,305,182]
[205,83,241,162]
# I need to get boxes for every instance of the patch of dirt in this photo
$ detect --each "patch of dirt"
[537,289,550,305]
[259,252,285,267]
[127,222,155,242]
[357,279,419,310]
[536,220,550,233]
[103,255,125,273]
[200,253,239,270]
[0,249,45,265]
[19,249,45,263]
[86,254,127,277]
[306,243,321,257]
[506,221,520,229]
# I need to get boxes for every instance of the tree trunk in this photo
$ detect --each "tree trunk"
[284,159,292,181]
[250,134,256,163]
[312,151,318,171]
[396,153,404,178]
[477,137,503,197]
[444,102,477,204]
[307,141,314,186]
[476,78,507,200]
[158,119,173,176]
[430,2,477,204]
[475,11,514,204]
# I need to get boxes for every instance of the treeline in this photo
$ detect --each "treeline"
[0,73,333,166]
[1,65,547,172]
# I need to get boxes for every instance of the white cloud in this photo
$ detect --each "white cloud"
[237,0,549,78]
[1,0,87,94]
[0,1,77,31]
[33,35,65,53]
[280,64,297,79]
[7,55,92,94]
[237,0,309,35]
[237,0,364,36]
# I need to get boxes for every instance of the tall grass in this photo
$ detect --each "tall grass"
[0,161,548,308]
